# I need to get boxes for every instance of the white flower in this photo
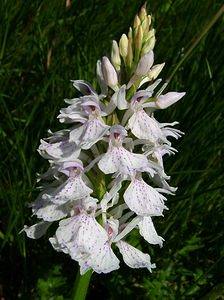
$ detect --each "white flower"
[123,172,167,216]
[43,161,93,204]
[127,94,165,144]
[50,197,120,274]
[69,99,110,149]
[98,125,148,176]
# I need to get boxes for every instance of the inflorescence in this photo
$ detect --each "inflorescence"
[23,5,185,275]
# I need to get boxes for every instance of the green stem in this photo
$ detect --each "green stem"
[72,269,93,300]
[167,3,224,83]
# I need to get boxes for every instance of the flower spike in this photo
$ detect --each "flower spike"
[23,4,185,275]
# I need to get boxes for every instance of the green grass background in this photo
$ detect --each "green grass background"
[0,0,224,299]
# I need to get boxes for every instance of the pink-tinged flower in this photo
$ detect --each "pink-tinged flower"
[98,125,148,176]
[104,217,156,273]
[123,172,167,216]
[116,240,156,272]
[50,197,119,274]
[127,93,165,143]
[101,56,119,91]
[43,161,93,204]
[69,99,110,149]
[127,50,154,88]
[156,92,186,109]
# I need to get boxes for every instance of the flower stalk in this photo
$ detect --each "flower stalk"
[72,270,92,300]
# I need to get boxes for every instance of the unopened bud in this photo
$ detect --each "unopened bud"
[141,17,149,35]
[133,15,141,29]
[135,50,154,76]
[148,63,165,80]
[145,29,155,42]
[142,35,156,54]
[119,34,129,58]
[102,56,118,90]
[148,15,152,27]
[135,25,143,51]
[111,40,121,71]
[156,92,186,109]
[126,38,133,68]
[128,27,133,39]
[139,4,147,21]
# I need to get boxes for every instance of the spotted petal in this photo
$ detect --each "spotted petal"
[31,197,70,221]
[128,110,164,143]
[79,242,120,275]
[43,176,93,204]
[116,240,156,272]
[123,177,167,216]
[50,213,108,261]
[70,119,110,149]
[98,146,148,176]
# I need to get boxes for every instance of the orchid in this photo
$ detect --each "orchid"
[23,4,185,292]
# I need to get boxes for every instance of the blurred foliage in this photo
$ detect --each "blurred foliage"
[0,0,224,299]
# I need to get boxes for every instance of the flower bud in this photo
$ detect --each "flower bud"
[102,56,118,90]
[148,63,165,80]
[126,38,133,68]
[128,27,133,39]
[142,35,156,54]
[135,25,143,51]
[119,34,129,58]
[156,92,186,109]
[139,5,147,21]
[148,15,152,27]
[141,17,149,36]
[133,15,141,29]
[135,50,154,76]
[111,40,121,71]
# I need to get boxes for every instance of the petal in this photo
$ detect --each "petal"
[22,221,52,239]
[54,213,108,259]
[83,242,120,274]
[38,139,81,161]
[138,216,164,247]
[70,119,109,149]
[111,85,128,110]
[44,177,93,204]
[98,146,147,176]
[123,178,167,216]
[71,80,98,96]
[96,60,108,97]
[116,240,156,272]
[128,110,164,142]
[156,92,186,109]
[31,197,70,221]
[135,50,154,76]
